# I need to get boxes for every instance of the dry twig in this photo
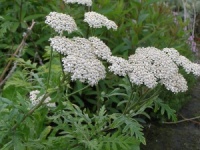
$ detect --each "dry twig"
[0,20,36,88]
[162,114,200,125]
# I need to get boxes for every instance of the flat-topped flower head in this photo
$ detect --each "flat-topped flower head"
[176,55,200,76]
[84,11,118,30]
[107,56,132,76]
[29,90,56,107]
[128,68,158,89]
[163,48,200,76]
[49,36,75,55]
[72,37,96,59]
[128,54,158,88]
[49,36,96,59]
[89,36,112,60]
[131,47,179,80]
[128,47,188,92]
[45,12,77,34]
[62,55,106,86]
[162,48,180,62]
[63,0,92,6]
[160,73,188,93]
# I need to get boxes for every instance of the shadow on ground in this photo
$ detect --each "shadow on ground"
[141,81,200,150]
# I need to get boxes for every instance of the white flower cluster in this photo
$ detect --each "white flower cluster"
[107,56,132,76]
[63,0,92,6]
[49,36,95,59]
[128,47,188,92]
[128,54,158,88]
[163,48,200,76]
[50,36,108,85]
[49,34,199,92]
[134,47,179,79]
[29,90,56,107]
[84,11,118,30]
[129,67,158,89]
[160,73,188,93]
[49,36,75,55]
[89,36,112,60]
[50,36,113,60]
[62,55,106,86]
[46,3,118,87]
[73,37,96,59]
[45,2,200,93]
[45,12,77,34]
[162,48,180,62]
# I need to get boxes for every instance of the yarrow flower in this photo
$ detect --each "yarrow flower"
[163,48,200,76]
[72,37,96,59]
[49,36,75,55]
[89,36,112,60]
[128,68,158,89]
[62,0,92,6]
[162,48,180,62]
[45,9,199,93]
[131,47,179,80]
[176,56,200,76]
[62,55,106,86]
[128,47,187,92]
[29,90,56,107]
[107,56,132,76]
[45,12,77,34]
[49,36,96,59]
[128,54,158,88]
[84,11,118,30]
[160,73,188,93]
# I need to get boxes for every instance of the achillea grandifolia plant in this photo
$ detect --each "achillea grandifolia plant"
[1,0,200,150]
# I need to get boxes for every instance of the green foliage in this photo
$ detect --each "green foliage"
[0,0,60,71]
[153,98,177,122]
[98,132,139,150]
[111,114,145,144]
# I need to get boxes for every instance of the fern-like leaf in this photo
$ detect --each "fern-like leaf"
[153,98,177,121]
[111,114,146,144]
[81,139,99,150]
[98,132,140,150]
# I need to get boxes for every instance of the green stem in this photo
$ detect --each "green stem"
[47,48,53,88]
[123,90,134,114]
[86,6,92,38]
[127,87,160,113]
[123,79,161,114]
[59,53,65,77]
[123,76,136,114]
[67,85,90,97]
[96,85,101,111]
[11,93,50,131]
